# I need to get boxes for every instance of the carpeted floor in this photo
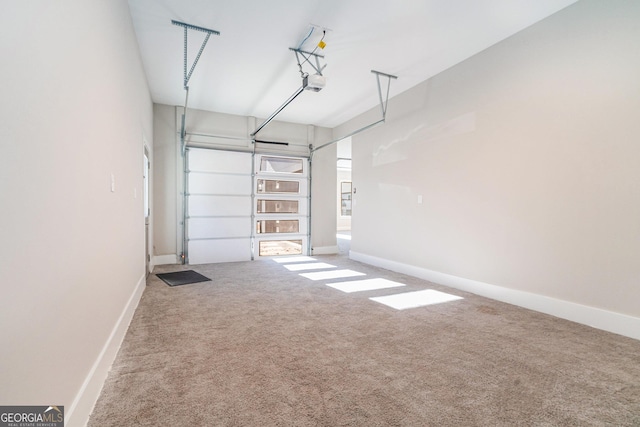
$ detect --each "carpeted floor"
[88,255,640,426]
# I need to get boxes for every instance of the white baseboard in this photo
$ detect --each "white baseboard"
[153,254,178,266]
[66,274,146,427]
[350,251,640,341]
[312,245,340,255]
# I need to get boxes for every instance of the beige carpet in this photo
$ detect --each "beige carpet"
[88,255,640,426]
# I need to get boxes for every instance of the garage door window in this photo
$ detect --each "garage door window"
[257,199,298,213]
[257,179,299,194]
[256,219,299,234]
[259,240,303,256]
[260,156,303,174]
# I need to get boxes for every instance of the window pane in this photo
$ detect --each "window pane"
[257,199,298,213]
[256,220,299,234]
[341,181,352,216]
[257,179,299,194]
[259,240,303,256]
[260,156,303,173]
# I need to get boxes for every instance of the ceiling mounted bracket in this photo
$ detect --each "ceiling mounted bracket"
[371,70,398,121]
[311,70,398,154]
[171,20,220,89]
[171,20,220,149]
[290,48,327,77]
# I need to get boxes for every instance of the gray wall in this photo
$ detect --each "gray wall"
[152,105,337,261]
[336,0,640,337]
[153,104,178,258]
[0,1,153,425]
[311,126,337,253]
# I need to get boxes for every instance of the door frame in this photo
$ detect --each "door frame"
[143,141,151,277]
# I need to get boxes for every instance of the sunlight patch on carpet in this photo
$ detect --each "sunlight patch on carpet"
[284,262,336,271]
[273,256,317,263]
[300,269,366,281]
[327,278,406,293]
[370,289,463,310]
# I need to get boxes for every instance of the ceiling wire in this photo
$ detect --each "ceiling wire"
[297,27,315,49]
[295,30,326,77]
[309,30,326,58]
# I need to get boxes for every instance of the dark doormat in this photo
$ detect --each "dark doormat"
[156,270,211,287]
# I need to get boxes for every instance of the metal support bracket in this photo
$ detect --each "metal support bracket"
[290,48,327,77]
[172,20,220,89]
[311,70,397,154]
[172,20,219,265]
[172,20,220,147]
[371,70,397,121]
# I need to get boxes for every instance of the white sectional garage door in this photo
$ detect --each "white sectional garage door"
[186,148,253,264]
[185,148,309,264]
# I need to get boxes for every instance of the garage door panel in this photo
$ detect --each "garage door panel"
[186,149,253,264]
[188,239,251,264]
[189,195,251,217]
[188,173,251,195]
[188,217,251,239]
[188,149,252,173]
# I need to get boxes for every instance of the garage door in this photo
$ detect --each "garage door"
[185,148,309,264]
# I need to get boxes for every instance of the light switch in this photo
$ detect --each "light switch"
[110,173,115,192]
[417,195,423,204]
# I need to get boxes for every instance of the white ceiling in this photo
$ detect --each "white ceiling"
[128,0,578,129]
